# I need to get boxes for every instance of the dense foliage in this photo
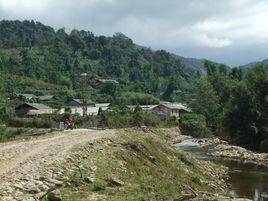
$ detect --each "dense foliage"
[190,61,268,151]
[0,20,198,105]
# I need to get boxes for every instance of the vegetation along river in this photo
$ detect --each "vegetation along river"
[176,139,268,201]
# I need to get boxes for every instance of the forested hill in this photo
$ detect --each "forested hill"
[241,58,268,69]
[0,20,200,103]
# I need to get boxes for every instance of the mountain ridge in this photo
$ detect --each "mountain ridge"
[240,58,268,68]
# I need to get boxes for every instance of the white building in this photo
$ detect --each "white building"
[59,99,110,116]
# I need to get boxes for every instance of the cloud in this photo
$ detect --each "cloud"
[195,35,233,48]
[1,0,268,66]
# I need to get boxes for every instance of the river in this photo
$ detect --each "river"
[176,139,268,201]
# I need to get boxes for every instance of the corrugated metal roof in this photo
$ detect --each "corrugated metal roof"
[159,102,191,112]
[38,96,55,101]
[19,94,38,99]
[95,103,111,107]
[126,105,158,111]
[24,103,52,110]
[71,99,95,105]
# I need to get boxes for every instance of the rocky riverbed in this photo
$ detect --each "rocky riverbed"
[198,138,268,167]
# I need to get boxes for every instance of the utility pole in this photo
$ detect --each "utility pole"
[80,73,88,117]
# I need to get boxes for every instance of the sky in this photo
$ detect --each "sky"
[1,0,268,66]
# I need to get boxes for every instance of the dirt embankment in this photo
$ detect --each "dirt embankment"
[0,128,250,201]
[0,129,116,200]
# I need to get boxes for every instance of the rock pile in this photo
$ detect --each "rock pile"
[209,143,268,167]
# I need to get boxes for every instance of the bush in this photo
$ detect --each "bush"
[92,180,106,191]
[0,125,24,142]
[260,138,268,152]
[0,124,7,138]
[0,106,14,117]
[180,113,212,137]
[5,116,53,128]
[95,107,179,129]
[143,112,161,127]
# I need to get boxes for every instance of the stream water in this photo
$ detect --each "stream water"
[176,139,268,201]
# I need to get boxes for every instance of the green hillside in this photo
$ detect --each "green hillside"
[0,20,199,105]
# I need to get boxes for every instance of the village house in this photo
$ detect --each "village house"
[66,99,95,107]
[38,95,57,101]
[15,103,55,116]
[152,102,191,118]
[59,99,110,116]
[126,102,191,118]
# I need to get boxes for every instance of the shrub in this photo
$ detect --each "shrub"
[260,138,268,152]
[5,116,53,128]
[180,113,212,137]
[92,180,106,191]
[0,125,24,142]
[0,124,7,137]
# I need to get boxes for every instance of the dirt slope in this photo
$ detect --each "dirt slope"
[0,129,116,200]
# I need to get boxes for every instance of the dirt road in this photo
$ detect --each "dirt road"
[0,129,116,200]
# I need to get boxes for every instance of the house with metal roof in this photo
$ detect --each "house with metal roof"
[38,95,57,101]
[126,102,191,118]
[59,100,111,116]
[152,102,191,118]
[66,99,95,106]
[15,103,55,116]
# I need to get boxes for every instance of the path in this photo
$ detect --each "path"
[0,129,116,200]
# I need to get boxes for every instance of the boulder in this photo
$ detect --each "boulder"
[84,176,95,183]
[47,189,62,201]
[107,177,124,187]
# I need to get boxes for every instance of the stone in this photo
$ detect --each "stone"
[148,156,156,164]
[47,189,62,201]
[261,192,268,198]
[5,186,13,194]
[84,176,95,183]
[46,179,63,187]
[107,177,124,187]
[13,183,25,191]
[90,165,97,172]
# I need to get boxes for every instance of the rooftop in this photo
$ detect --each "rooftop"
[16,103,52,110]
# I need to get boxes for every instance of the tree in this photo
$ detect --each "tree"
[223,83,260,149]
[229,67,243,81]
[204,60,217,76]
[190,79,220,128]
[219,64,228,76]
[56,28,68,39]
[224,65,268,150]
[89,49,101,60]
[67,30,85,52]
[98,35,108,46]
[162,78,177,101]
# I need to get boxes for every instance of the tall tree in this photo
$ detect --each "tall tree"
[190,79,220,128]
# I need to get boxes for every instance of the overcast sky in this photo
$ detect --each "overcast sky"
[1,0,268,66]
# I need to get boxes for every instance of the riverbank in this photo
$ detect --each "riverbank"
[0,127,252,200]
[188,137,268,168]
[58,128,232,201]
[176,136,268,201]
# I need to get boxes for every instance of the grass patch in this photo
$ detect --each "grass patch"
[59,128,227,201]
